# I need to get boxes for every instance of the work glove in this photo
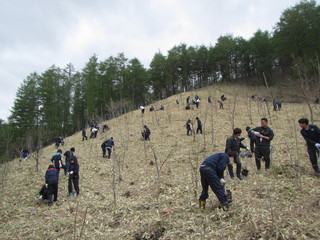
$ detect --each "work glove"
[39,195,43,199]
[45,184,48,188]
[69,171,73,175]
[220,178,226,184]
[315,143,320,149]
[246,147,250,151]
[254,132,261,137]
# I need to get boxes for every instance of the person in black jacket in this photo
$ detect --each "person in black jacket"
[101,137,115,159]
[45,165,59,206]
[225,128,248,180]
[51,149,65,173]
[82,129,88,141]
[186,119,192,136]
[103,124,110,132]
[199,153,233,211]
[298,118,320,176]
[143,125,151,141]
[251,118,274,170]
[196,117,202,134]
[64,147,75,176]
[246,126,256,153]
[68,156,80,196]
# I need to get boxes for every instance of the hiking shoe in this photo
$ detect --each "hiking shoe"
[220,202,230,211]
[313,171,320,177]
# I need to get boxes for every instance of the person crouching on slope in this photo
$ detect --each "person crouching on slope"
[45,164,59,206]
[199,153,234,211]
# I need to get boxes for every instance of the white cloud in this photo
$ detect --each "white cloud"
[0,0,301,120]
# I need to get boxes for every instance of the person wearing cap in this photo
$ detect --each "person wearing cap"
[199,153,234,211]
[225,128,249,180]
[45,164,59,206]
[298,118,320,176]
[251,118,274,170]
[68,156,80,196]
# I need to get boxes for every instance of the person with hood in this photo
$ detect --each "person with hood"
[298,118,320,176]
[101,137,115,159]
[225,128,249,180]
[64,147,75,176]
[251,118,274,170]
[45,164,59,206]
[51,149,65,173]
[199,153,233,211]
[68,156,80,196]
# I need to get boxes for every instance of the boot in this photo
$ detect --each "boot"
[199,200,206,210]
[236,166,243,180]
[220,201,230,211]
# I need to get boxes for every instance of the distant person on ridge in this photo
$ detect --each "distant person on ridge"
[20,149,29,161]
[196,117,202,134]
[218,100,224,109]
[208,96,212,103]
[82,128,88,140]
[101,137,114,159]
[199,153,233,211]
[45,164,59,206]
[103,124,110,132]
[90,127,98,138]
[298,118,320,176]
[140,106,145,115]
[55,136,64,148]
[251,118,274,171]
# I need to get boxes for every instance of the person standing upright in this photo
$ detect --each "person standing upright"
[196,117,203,134]
[298,118,320,176]
[251,118,274,170]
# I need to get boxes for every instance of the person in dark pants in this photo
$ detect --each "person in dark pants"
[251,118,274,170]
[208,96,212,103]
[196,117,202,134]
[64,147,75,176]
[103,124,110,132]
[45,164,59,206]
[246,126,256,153]
[68,156,80,196]
[82,129,88,140]
[102,137,115,159]
[298,118,320,176]
[55,137,63,148]
[225,128,249,180]
[143,125,151,140]
[199,153,233,211]
[186,119,192,136]
[51,149,65,173]
[39,184,49,200]
[218,101,224,109]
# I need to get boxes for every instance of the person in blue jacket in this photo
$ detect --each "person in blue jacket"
[298,118,320,176]
[199,153,233,211]
[45,165,59,206]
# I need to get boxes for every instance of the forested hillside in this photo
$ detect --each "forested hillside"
[0,0,319,162]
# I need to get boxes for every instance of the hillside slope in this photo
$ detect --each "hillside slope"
[1,85,320,239]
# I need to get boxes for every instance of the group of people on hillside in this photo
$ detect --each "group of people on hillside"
[37,93,320,213]
[40,147,80,206]
[199,116,320,211]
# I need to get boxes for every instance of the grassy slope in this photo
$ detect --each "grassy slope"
[0,85,320,240]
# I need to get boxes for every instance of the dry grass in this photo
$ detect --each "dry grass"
[1,85,320,239]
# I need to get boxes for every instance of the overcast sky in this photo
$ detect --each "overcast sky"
[0,0,299,120]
